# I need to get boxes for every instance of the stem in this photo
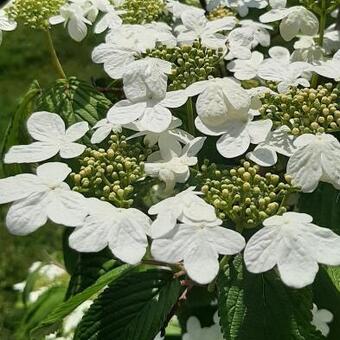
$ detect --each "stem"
[186,98,196,136]
[311,0,326,88]
[45,29,66,79]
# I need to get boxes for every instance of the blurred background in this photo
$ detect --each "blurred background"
[0,24,105,338]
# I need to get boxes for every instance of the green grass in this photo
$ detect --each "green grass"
[0,24,107,338]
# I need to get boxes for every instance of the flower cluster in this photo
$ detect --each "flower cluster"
[71,134,151,207]
[145,41,224,90]
[2,0,340,337]
[198,160,295,229]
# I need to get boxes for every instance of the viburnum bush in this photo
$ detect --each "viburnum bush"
[1,0,340,338]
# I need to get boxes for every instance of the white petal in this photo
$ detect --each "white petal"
[4,142,60,164]
[36,162,71,185]
[139,105,172,133]
[59,142,86,159]
[161,90,188,108]
[27,111,65,141]
[0,174,44,204]
[65,122,89,141]
[68,17,88,42]
[6,193,49,235]
[216,121,250,158]
[107,100,146,125]
[47,189,86,227]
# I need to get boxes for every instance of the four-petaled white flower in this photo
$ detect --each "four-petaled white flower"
[107,58,188,133]
[286,133,340,193]
[0,9,17,46]
[0,162,87,235]
[69,197,151,264]
[227,51,264,80]
[151,199,245,284]
[311,304,333,337]
[92,24,175,79]
[50,3,92,42]
[148,187,205,238]
[5,111,88,164]
[244,212,340,288]
[260,1,319,41]
[247,125,296,167]
[176,10,236,49]
[314,49,340,82]
[257,46,311,93]
[145,137,206,193]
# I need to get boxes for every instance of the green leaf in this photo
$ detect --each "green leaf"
[217,255,324,340]
[31,264,133,338]
[74,268,183,340]
[16,285,67,340]
[36,77,111,127]
[0,80,41,176]
[298,183,340,233]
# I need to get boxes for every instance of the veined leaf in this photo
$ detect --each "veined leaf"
[217,255,324,340]
[31,264,133,338]
[74,268,183,340]
[36,77,111,127]
[0,80,41,176]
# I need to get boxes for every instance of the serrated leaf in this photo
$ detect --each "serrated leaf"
[74,268,183,340]
[217,255,324,340]
[31,264,133,338]
[0,80,41,176]
[36,77,111,127]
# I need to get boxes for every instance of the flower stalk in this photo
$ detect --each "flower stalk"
[45,29,66,79]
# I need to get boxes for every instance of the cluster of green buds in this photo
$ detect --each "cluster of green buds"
[207,5,235,20]
[197,160,296,229]
[6,0,65,30]
[260,83,340,136]
[71,134,154,208]
[145,40,224,90]
[119,0,165,24]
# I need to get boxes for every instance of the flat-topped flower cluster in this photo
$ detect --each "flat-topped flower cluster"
[1,3,340,335]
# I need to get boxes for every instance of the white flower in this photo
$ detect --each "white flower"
[247,125,296,167]
[166,0,205,19]
[145,137,206,192]
[107,58,188,133]
[49,3,92,42]
[148,186,205,238]
[244,212,340,288]
[216,0,268,17]
[183,312,223,340]
[0,9,17,46]
[127,117,194,148]
[260,3,319,41]
[257,46,311,93]
[314,50,340,81]
[291,36,325,64]
[0,162,87,235]
[90,118,122,144]
[92,24,175,79]
[311,304,333,337]
[239,19,272,48]
[4,111,88,164]
[69,198,151,264]
[176,10,236,49]
[227,51,264,80]
[151,199,245,284]
[286,133,340,193]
